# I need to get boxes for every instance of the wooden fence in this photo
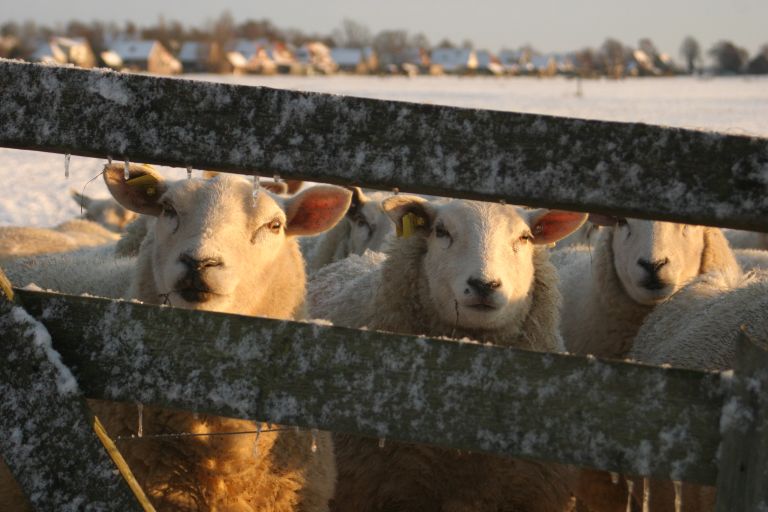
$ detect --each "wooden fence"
[0,58,767,511]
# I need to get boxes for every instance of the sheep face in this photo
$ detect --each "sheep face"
[104,164,351,315]
[71,190,138,232]
[591,216,706,305]
[346,188,394,255]
[385,197,586,330]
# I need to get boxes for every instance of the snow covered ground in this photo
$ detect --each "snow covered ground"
[1,74,767,228]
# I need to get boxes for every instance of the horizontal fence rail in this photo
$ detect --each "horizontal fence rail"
[13,288,728,486]
[1,59,767,231]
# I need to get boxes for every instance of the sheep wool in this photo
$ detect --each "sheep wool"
[309,199,584,512]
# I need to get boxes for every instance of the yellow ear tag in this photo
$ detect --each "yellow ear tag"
[399,212,425,238]
[125,174,157,187]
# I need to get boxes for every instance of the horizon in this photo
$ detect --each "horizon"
[3,0,767,58]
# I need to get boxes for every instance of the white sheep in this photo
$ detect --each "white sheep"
[0,219,119,261]
[309,195,587,512]
[724,228,768,251]
[554,215,740,359]
[624,268,768,512]
[303,187,395,274]
[3,163,352,512]
[70,189,138,232]
[735,248,768,272]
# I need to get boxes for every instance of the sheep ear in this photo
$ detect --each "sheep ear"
[202,170,219,180]
[70,189,91,209]
[261,181,289,195]
[284,185,352,236]
[103,163,167,216]
[587,213,620,227]
[382,195,434,237]
[284,180,304,194]
[346,186,368,218]
[528,209,588,245]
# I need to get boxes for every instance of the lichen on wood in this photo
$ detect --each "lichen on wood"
[0,59,767,231]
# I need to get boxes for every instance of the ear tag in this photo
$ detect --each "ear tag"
[398,212,425,238]
[125,174,157,187]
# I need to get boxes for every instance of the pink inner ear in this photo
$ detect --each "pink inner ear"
[532,211,587,245]
[288,193,349,235]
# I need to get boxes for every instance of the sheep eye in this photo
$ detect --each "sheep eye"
[519,233,533,243]
[162,204,177,218]
[268,219,282,234]
[435,224,450,239]
[357,218,370,229]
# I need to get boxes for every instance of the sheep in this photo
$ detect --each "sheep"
[554,215,740,359]
[303,187,395,274]
[308,195,588,512]
[4,163,352,512]
[623,268,768,512]
[71,189,138,232]
[735,248,768,272]
[0,219,119,261]
[724,228,768,251]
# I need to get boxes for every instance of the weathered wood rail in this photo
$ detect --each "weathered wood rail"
[1,58,767,232]
[1,60,767,511]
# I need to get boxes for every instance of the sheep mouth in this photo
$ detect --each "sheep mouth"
[464,303,499,312]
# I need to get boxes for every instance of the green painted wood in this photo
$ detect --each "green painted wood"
[0,60,767,231]
[0,292,141,511]
[15,288,725,485]
[715,331,768,511]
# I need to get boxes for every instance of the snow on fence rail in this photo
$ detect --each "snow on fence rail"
[1,58,768,232]
[1,60,767,510]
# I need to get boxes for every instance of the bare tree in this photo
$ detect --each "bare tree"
[708,40,747,74]
[680,36,700,74]
[601,37,625,78]
[332,19,372,47]
[408,32,430,50]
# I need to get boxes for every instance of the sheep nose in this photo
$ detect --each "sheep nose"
[180,254,223,272]
[466,277,502,298]
[637,257,669,274]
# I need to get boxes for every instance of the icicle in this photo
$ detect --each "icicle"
[252,175,261,206]
[107,155,113,165]
[378,437,386,449]
[642,477,650,512]
[625,479,634,512]
[252,423,263,458]
[499,199,506,205]
[392,187,400,195]
[124,159,130,180]
[187,166,192,180]
[64,153,71,179]
[293,425,300,433]
[273,173,281,183]
[610,472,620,485]
[137,403,143,438]
[310,429,318,453]
[673,480,683,512]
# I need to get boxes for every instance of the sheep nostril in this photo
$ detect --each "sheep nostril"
[467,278,502,297]
[180,254,223,271]
[637,258,668,273]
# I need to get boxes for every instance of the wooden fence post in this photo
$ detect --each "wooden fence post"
[714,330,768,511]
[0,268,143,511]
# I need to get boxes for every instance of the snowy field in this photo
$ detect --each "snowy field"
[1,74,767,228]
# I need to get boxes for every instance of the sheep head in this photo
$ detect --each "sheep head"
[345,187,395,255]
[589,215,713,305]
[70,189,138,232]
[104,163,351,315]
[384,196,586,330]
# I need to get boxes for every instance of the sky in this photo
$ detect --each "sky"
[3,0,767,56]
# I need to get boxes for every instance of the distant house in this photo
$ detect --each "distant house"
[330,47,377,74]
[101,40,182,75]
[430,48,476,74]
[474,50,503,75]
[747,51,768,74]
[295,42,336,74]
[498,49,523,74]
[178,41,218,73]
[32,37,96,68]
[226,39,299,74]
[0,36,19,58]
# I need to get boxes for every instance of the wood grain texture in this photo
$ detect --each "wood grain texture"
[1,60,767,231]
[0,293,141,511]
[15,288,725,485]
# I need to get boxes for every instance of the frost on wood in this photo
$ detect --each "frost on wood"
[17,288,725,485]
[0,59,767,231]
[0,299,140,511]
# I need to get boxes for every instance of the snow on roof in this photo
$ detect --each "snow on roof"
[108,40,157,61]
[430,48,473,70]
[179,41,207,63]
[331,48,364,66]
